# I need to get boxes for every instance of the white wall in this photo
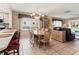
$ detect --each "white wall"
[0,3,10,13]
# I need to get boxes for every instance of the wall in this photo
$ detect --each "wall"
[62,19,69,28]
[12,11,20,31]
[48,17,52,29]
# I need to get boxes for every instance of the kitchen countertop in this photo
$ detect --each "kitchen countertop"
[0,29,17,51]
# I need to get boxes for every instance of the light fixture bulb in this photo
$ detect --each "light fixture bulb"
[32,12,36,15]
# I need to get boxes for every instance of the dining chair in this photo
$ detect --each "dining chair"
[38,29,51,48]
[30,30,38,47]
[30,29,41,48]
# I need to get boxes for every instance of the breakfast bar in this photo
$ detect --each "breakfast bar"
[0,29,17,52]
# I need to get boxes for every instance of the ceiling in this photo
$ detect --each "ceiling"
[7,3,79,18]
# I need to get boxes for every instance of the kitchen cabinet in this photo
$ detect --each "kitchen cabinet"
[51,30,66,42]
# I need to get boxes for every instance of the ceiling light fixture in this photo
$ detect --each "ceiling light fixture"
[30,8,44,19]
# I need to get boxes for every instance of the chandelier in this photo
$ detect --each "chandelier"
[30,8,44,19]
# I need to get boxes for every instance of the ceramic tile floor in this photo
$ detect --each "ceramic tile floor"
[19,32,79,55]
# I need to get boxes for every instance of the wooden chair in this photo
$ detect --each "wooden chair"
[30,30,38,47]
[30,30,34,47]
[38,30,51,48]
[30,30,40,47]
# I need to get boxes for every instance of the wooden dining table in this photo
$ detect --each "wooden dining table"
[33,30,45,44]
[33,30,44,36]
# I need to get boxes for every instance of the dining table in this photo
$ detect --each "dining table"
[33,30,45,45]
[32,29,51,47]
[33,30,45,36]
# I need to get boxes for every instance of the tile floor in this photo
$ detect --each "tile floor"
[19,31,79,55]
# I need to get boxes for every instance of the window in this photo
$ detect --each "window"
[71,21,79,29]
[53,21,62,27]
[20,17,40,30]
[69,20,79,38]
